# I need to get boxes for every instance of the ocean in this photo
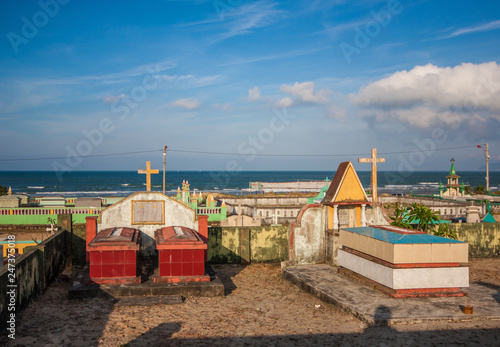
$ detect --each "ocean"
[0,170,498,197]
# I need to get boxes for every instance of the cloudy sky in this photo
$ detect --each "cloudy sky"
[0,0,499,172]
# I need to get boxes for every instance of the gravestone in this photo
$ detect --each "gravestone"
[338,225,468,298]
[132,200,164,224]
[88,227,141,285]
[154,225,209,283]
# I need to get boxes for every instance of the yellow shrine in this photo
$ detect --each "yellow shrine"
[321,161,371,230]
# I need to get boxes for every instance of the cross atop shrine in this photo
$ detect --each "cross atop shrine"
[358,148,385,203]
[271,210,281,226]
[138,161,159,192]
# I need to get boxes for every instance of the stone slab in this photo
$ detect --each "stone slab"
[283,264,500,326]
[338,249,469,290]
[114,295,184,306]
[69,264,224,299]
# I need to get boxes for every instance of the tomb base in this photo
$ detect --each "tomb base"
[338,267,467,298]
[151,268,210,283]
[86,276,141,286]
[338,248,468,298]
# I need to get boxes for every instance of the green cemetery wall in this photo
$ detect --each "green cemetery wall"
[451,222,500,258]
[208,226,289,264]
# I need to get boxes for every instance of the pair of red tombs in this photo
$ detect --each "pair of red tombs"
[85,215,209,285]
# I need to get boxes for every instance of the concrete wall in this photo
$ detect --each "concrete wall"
[221,215,262,227]
[290,203,390,266]
[291,205,326,265]
[221,196,309,207]
[451,222,500,257]
[207,226,289,264]
[99,192,198,255]
[0,230,68,331]
[72,223,87,266]
[225,204,255,216]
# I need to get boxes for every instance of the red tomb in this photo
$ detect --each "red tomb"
[154,226,209,283]
[87,227,141,285]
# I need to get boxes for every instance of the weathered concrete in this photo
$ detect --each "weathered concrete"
[222,196,310,207]
[0,230,68,331]
[75,197,102,208]
[0,196,20,208]
[207,226,289,264]
[99,192,198,256]
[453,222,500,257]
[290,202,390,266]
[221,215,261,227]
[114,295,184,306]
[291,205,326,265]
[283,264,500,326]
[69,265,224,299]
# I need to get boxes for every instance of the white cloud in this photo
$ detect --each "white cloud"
[351,62,500,139]
[276,97,293,108]
[162,74,221,88]
[213,103,229,110]
[247,86,261,101]
[352,62,500,112]
[327,105,347,120]
[102,93,126,104]
[280,81,331,104]
[441,19,500,39]
[218,1,285,41]
[171,98,200,110]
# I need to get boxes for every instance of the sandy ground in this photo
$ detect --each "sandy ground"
[3,259,500,346]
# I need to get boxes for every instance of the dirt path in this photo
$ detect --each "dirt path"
[3,260,500,346]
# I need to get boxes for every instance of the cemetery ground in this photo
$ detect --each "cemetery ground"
[3,259,500,346]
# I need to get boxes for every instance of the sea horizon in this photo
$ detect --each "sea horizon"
[0,170,497,198]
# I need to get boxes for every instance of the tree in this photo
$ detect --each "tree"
[0,185,7,196]
[463,185,471,195]
[389,204,413,229]
[431,223,458,240]
[474,185,485,195]
[406,203,441,233]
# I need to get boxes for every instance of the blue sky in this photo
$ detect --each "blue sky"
[0,0,499,173]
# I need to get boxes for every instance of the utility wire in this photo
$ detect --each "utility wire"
[0,149,162,162]
[0,145,479,162]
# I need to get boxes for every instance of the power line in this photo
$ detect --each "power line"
[0,145,479,162]
[0,149,161,162]
[168,145,477,157]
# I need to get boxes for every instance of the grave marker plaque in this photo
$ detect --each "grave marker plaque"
[131,200,165,224]
[338,209,349,225]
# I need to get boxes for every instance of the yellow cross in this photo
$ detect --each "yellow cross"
[138,161,159,192]
[358,148,385,203]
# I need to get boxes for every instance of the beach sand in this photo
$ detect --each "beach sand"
[3,259,500,346]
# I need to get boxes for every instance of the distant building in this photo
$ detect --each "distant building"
[439,159,468,198]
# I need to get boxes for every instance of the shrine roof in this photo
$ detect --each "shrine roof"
[343,226,464,244]
[322,162,369,204]
[155,226,206,247]
[88,227,141,250]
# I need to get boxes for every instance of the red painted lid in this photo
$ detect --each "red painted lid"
[88,227,141,250]
[155,226,205,246]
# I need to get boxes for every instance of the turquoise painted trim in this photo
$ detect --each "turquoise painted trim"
[345,227,464,244]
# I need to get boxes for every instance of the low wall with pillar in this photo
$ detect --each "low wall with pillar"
[0,229,69,332]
